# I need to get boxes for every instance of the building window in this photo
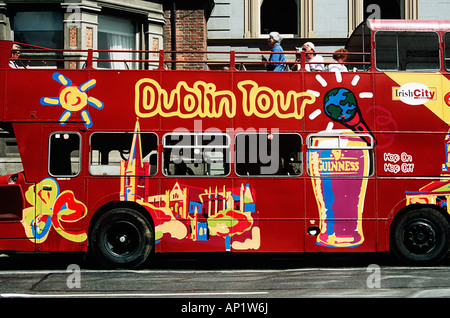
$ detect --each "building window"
[12,11,64,67]
[98,15,136,69]
[363,0,400,19]
[260,0,298,35]
[363,0,418,20]
[244,0,313,38]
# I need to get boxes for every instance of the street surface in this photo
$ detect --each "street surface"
[0,252,450,300]
[0,252,448,317]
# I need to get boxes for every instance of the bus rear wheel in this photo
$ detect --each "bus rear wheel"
[390,208,450,265]
[91,208,154,269]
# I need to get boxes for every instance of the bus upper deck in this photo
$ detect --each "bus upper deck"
[2,19,450,72]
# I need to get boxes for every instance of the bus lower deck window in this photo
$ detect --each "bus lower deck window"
[89,132,158,176]
[235,133,302,176]
[49,132,81,177]
[163,133,230,176]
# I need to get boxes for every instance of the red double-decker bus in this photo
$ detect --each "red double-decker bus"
[1,19,450,268]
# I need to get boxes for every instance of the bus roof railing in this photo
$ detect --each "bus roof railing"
[7,42,371,71]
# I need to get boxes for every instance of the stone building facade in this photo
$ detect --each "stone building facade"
[0,0,214,172]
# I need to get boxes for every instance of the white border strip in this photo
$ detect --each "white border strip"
[1,291,268,298]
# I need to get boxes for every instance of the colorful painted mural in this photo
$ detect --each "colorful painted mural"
[21,178,88,243]
[406,129,450,209]
[142,182,259,251]
[119,119,260,251]
[40,72,104,128]
[386,72,450,125]
[322,87,376,145]
[389,73,450,209]
[308,132,371,247]
[304,82,375,248]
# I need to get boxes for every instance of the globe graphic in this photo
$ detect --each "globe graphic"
[323,87,358,123]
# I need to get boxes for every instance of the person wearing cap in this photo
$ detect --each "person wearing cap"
[293,42,325,71]
[264,31,286,71]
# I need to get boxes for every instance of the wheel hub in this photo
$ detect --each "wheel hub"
[405,220,436,254]
[105,221,141,258]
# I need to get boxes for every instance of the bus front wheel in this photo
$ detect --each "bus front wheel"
[390,208,450,265]
[91,208,154,269]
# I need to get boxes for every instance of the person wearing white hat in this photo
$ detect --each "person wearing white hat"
[264,31,286,71]
[293,41,325,71]
[9,44,21,68]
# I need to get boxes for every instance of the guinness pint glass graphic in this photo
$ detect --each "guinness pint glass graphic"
[308,131,372,247]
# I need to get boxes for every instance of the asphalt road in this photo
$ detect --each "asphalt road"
[0,252,450,300]
[1,252,447,315]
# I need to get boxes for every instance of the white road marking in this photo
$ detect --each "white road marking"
[1,291,268,298]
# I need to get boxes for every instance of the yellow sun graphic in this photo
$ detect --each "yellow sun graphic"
[40,72,103,128]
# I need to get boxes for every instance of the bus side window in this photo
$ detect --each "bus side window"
[444,32,450,71]
[306,133,374,178]
[90,132,158,176]
[163,133,230,176]
[49,132,81,177]
[235,133,302,177]
[375,31,440,71]
[0,185,23,220]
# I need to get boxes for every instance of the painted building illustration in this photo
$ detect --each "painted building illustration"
[120,120,260,251]
[120,119,150,202]
[406,129,450,210]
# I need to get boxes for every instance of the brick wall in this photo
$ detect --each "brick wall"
[164,8,207,70]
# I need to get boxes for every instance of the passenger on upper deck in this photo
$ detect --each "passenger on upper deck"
[329,48,348,73]
[264,32,286,71]
[9,44,21,68]
[293,42,325,71]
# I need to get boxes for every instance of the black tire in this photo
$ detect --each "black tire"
[91,208,154,269]
[390,208,450,265]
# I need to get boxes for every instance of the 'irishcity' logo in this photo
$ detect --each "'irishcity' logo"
[392,83,437,106]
